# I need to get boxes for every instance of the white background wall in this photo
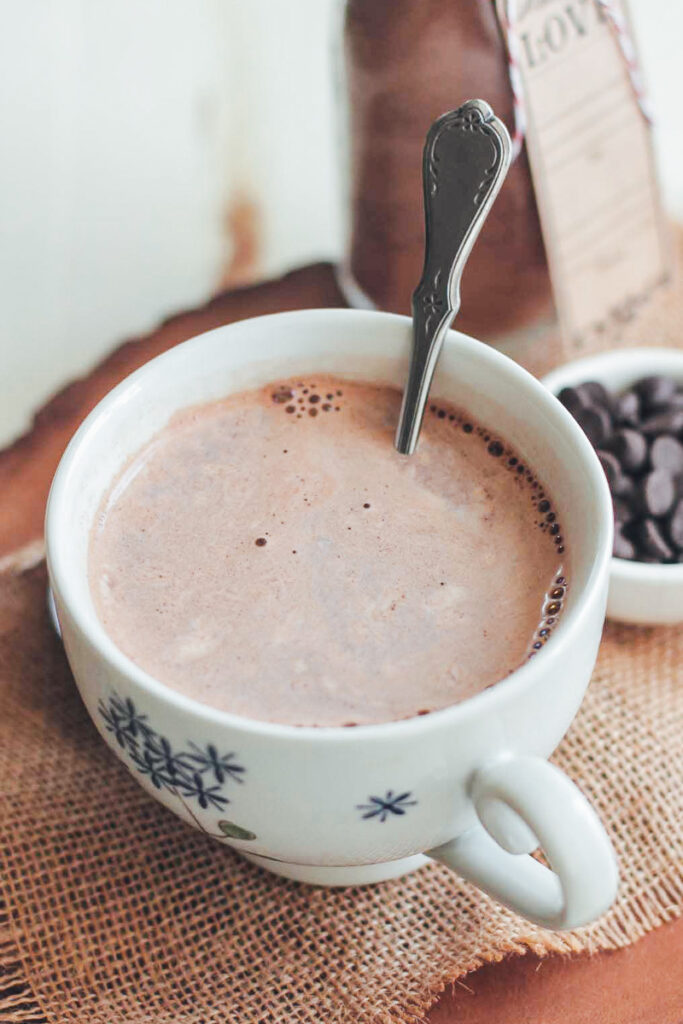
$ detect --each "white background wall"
[0,0,679,445]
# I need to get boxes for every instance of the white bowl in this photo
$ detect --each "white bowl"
[542,348,683,625]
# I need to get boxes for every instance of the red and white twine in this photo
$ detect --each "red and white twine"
[497,0,653,161]
[495,0,527,160]
[594,0,654,124]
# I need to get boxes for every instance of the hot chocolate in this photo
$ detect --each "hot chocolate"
[89,376,567,726]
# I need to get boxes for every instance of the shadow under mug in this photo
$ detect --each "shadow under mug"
[46,309,617,930]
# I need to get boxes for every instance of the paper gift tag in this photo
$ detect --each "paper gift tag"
[496,0,670,346]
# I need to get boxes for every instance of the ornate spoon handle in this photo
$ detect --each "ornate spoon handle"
[395,99,512,455]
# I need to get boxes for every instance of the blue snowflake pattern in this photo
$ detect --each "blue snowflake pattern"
[98,692,244,813]
[187,742,246,785]
[129,746,176,790]
[144,734,194,782]
[357,790,417,823]
[110,694,155,738]
[177,771,229,811]
[98,698,138,752]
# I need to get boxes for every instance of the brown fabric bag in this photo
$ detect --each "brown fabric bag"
[345,0,553,341]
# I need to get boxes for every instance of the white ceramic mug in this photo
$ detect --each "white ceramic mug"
[46,309,618,930]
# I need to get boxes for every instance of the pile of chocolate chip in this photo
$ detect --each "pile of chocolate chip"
[559,375,683,563]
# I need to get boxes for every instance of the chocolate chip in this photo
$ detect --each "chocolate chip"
[615,389,641,427]
[611,473,636,501]
[631,518,675,562]
[596,449,622,489]
[558,386,593,417]
[634,376,677,413]
[578,381,611,409]
[668,499,683,550]
[613,523,636,560]
[641,409,683,438]
[604,428,648,474]
[637,469,676,519]
[564,373,683,564]
[612,496,635,524]
[574,405,611,447]
[650,435,683,475]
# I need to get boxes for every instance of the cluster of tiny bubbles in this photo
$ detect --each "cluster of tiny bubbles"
[271,381,343,419]
[427,401,565,553]
[252,382,353,549]
[527,575,567,659]
[264,395,570,647]
[427,402,568,654]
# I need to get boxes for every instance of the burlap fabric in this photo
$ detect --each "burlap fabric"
[0,538,681,1022]
[2,248,683,1021]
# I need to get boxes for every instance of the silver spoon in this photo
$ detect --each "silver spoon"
[395,99,512,455]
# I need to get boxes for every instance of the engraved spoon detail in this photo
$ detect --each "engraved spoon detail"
[394,99,512,455]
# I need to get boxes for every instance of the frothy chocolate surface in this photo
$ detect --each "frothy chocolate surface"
[89,377,567,726]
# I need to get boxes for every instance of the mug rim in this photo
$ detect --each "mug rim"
[46,308,613,743]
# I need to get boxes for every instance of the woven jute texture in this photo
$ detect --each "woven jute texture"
[2,244,683,1021]
[0,550,681,1022]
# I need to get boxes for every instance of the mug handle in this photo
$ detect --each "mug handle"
[426,755,618,930]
